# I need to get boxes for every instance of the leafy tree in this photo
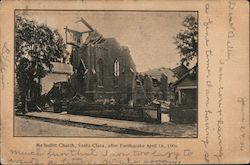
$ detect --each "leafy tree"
[15,15,66,113]
[175,15,197,66]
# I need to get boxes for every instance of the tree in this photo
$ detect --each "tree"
[175,15,198,66]
[15,15,66,113]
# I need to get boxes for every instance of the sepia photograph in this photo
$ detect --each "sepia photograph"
[14,10,198,137]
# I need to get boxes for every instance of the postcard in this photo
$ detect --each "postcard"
[0,0,249,164]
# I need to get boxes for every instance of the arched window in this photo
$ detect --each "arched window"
[97,59,104,86]
[114,60,120,85]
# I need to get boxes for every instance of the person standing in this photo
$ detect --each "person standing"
[30,79,42,111]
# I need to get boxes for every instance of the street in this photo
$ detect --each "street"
[14,112,197,137]
[14,116,131,137]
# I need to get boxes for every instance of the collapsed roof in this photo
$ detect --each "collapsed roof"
[143,67,177,84]
[65,17,106,48]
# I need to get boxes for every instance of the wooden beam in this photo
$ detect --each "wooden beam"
[76,17,94,31]
[66,42,80,48]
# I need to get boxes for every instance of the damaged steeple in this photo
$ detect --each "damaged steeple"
[65,17,105,48]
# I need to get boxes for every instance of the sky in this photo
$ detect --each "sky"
[17,10,196,72]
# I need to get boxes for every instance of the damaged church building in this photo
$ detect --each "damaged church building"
[33,17,198,124]
[67,18,136,104]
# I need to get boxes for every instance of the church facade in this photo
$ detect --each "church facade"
[69,30,136,104]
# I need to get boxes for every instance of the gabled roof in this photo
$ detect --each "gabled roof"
[172,65,197,87]
[171,64,188,79]
[143,67,177,83]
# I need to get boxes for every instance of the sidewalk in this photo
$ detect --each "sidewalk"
[24,111,197,137]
